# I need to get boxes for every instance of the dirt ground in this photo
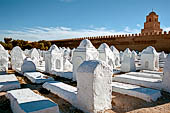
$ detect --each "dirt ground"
[1,70,170,113]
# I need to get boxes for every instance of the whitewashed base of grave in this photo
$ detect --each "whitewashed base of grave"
[0,74,20,91]
[112,74,162,90]
[141,70,163,75]
[43,81,77,106]
[15,68,22,75]
[24,72,54,84]
[51,70,73,79]
[112,82,161,102]
[6,88,60,113]
[126,72,162,79]
[113,69,121,74]
[159,61,165,68]
[36,66,45,72]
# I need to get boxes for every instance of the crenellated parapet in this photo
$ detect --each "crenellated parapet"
[60,31,169,41]
[50,31,170,52]
[50,31,170,43]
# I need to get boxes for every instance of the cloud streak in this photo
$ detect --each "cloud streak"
[162,27,170,32]
[0,26,141,41]
[1,26,169,42]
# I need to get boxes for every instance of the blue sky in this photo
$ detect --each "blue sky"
[0,0,170,41]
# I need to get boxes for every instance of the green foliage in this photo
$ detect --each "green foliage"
[4,37,12,43]
[1,38,53,50]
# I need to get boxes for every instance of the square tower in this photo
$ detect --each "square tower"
[141,11,162,34]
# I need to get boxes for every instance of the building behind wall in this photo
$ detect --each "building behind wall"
[141,11,163,34]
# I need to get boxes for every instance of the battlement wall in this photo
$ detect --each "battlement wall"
[50,31,170,52]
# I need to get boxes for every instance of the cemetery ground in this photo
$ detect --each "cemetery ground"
[1,70,170,113]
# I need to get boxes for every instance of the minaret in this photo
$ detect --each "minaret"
[141,10,163,34]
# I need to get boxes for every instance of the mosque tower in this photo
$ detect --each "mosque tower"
[141,10,163,34]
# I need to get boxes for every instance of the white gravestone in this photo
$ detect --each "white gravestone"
[63,48,73,71]
[132,50,137,61]
[120,51,123,63]
[45,45,63,73]
[70,48,75,63]
[141,46,159,71]
[159,51,167,62]
[121,48,136,72]
[21,58,36,74]
[98,43,116,69]
[48,44,59,52]
[10,46,26,70]
[110,45,120,67]
[24,49,30,57]
[29,48,40,67]
[72,39,99,81]
[77,60,112,113]
[63,59,73,72]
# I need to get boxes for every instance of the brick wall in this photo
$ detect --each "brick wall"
[50,31,170,53]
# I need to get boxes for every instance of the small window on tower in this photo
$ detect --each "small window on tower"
[149,18,151,22]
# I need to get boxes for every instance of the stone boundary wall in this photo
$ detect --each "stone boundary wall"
[50,31,170,52]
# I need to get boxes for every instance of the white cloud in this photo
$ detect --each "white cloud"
[136,24,141,27]
[162,27,170,32]
[124,26,139,33]
[0,26,140,41]
[124,26,130,32]
[1,26,169,42]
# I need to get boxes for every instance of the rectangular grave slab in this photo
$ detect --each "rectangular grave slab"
[112,74,162,90]
[51,70,73,79]
[43,81,77,106]
[113,69,121,75]
[126,72,162,79]
[36,66,45,72]
[141,70,163,75]
[159,63,165,68]
[6,88,59,113]
[24,72,54,84]
[112,82,161,102]
[0,74,20,91]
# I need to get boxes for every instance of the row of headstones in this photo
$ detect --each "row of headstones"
[5,44,113,112]
[42,53,170,112]
[0,39,167,75]
[76,52,170,113]
[74,43,170,112]
[2,39,166,77]
[0,43,73,73]
[24,42,166,75]
[44,44,74,73]
[40,39,120,81]
[121,46,161,72]
[24,46,74,64]
[72,39,167,81]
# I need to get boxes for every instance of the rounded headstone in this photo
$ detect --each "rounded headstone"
[21,59,36,73]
